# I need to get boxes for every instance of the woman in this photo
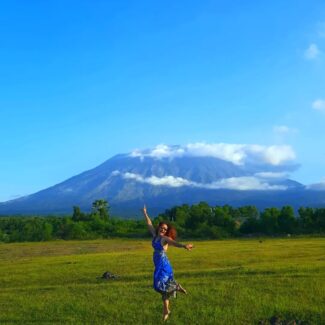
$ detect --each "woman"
[142,205,193,321]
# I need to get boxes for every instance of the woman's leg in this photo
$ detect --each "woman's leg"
[177,283,187,294]
[163,298,170,321]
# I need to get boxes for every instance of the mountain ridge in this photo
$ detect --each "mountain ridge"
[0,146,324,216]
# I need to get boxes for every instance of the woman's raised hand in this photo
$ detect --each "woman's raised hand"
[142,205,147,214]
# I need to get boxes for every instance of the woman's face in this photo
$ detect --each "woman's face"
[159,224,168,236]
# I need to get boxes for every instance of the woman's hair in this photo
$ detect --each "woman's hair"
[156,221,177,240]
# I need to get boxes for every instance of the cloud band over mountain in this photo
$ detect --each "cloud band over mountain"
[112,171,287,191]
[120,143,297,190]
[129,143,296,166]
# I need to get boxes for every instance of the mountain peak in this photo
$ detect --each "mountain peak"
[0,145,322,216]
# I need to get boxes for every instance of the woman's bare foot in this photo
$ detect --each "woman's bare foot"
[177,284,187,294]
[163,312,169,321]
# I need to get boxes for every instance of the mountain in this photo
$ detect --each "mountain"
[1,146,325,217]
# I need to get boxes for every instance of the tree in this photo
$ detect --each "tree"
[19,218,53,242]
[185,202,212,230]
[298,207,314,233]
[91,199,109,221]
[278,206,296,234]
[313,208,325,232]
[211,206,237,235]
[260,207,280,235]
[238,206,259,220]
[240,216,260,234]
[173,204,190,226]
[72,206,84,221]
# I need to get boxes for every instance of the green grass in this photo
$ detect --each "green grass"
[0,237,324,324]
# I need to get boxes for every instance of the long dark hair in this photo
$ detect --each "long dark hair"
[156,221,177,240]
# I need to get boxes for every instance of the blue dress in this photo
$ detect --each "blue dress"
[152,236,178,299]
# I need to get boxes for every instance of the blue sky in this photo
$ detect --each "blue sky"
[1,0,325,201]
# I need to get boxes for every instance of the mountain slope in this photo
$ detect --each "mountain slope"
[0,148,324,216]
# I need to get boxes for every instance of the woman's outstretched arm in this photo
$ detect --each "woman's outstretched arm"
[162,236,194,250]
[142,205,156,237]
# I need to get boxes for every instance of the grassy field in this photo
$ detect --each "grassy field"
[0,237,324,324]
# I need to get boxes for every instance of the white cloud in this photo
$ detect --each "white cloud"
[122,172,193,187]
[205,177,287,191]
[273,125,290,135]
[185,143,246,164]
[129,143,296,166]
[254,172,288,179]
[312,99,325,112]
[306,178,325,190]
[112,171,287,191]
[304,43,320,60]
[130,144,185,159]
[260,145,295,165]
[123,172,144,182]
[145,175,192,187]
[151,144,185,159]
[273,125,298,135]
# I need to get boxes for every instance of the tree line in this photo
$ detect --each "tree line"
[0,200,324,243]
[157,202,325,238]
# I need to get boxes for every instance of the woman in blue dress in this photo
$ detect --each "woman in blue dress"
[142,205,193,321]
